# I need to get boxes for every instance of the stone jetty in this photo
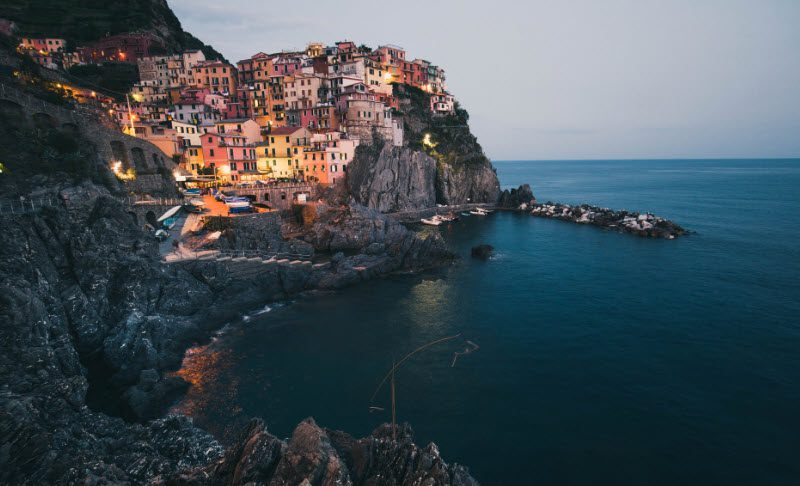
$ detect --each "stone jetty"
[530,202,687,238]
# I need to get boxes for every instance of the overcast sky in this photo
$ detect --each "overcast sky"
[172,0,800,160]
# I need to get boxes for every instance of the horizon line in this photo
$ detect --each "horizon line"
[492,157,800,162]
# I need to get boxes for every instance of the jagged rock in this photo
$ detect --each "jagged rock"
[329,423,478,486]
[436,161,501,206]
[348,143,437,212]
[498,184,536,209]
[171,420,477,485]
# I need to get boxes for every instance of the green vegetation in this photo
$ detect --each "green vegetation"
[0,0,225,60]
[393,84,488,167]
[67,64,140,100]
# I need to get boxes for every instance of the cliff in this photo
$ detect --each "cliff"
[346,138,437,212]
[0,0,224,60]
[0,183,472,483]
[348,84,500,211]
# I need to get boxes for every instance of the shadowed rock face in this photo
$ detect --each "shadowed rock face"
[0,181,469,484]
[347,143,437,213]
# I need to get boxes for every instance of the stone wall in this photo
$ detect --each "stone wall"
[222,183,318,211]
[0,82,176,195]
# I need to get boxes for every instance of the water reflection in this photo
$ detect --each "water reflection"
[404,278,451,332]
[169,339,241,437]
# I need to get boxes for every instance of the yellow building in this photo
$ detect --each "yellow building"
[257,126,311,178]
[183,145,205,175]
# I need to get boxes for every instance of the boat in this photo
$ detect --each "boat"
[183,197,206,213]
[154,229,169,241]
[182,188,201,196]
[469,209,487,216]
[156,205,182,222]
[162,217,178,229]
[461,212,471,216]
[421,217,443,226]
[228,205,254,214]
[439,212,459,222]
[225,200,251,209]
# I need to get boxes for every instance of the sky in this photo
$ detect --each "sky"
[172,0,800,160]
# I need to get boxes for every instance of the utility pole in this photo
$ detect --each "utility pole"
[125,93,135,134]
[390,360,397,441]
[371,333,465,442]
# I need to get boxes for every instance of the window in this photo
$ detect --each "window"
[209,149,215,156]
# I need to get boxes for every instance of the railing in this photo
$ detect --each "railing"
[0,196,60,214]
[166,247,313,264]
[216,248,313,260]
[0,193,185,215]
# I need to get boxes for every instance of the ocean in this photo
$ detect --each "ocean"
[172,159,800,484]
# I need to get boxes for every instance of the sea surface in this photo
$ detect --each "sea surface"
[172,159,800,485]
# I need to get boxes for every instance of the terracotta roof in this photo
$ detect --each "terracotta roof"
[266,126,305,135]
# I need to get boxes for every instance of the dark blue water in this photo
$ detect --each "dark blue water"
[173,159,800,485]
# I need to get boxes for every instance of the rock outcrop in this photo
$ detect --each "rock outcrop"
[347,84,500,212]
[347,141,437,212]
[0,180,469,483]
[471,244,494,260]
[173,419,476,486]
[498,184,536,209]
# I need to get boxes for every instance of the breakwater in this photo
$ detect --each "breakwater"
[530,202,687,238]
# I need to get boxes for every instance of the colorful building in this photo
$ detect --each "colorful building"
[258,126,311,178]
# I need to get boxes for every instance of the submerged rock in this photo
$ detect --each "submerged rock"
[471,244,495,260]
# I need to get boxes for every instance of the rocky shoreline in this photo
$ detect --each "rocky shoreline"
[530,202,688,238]
[496,184,687,238]
[0,182,475,484]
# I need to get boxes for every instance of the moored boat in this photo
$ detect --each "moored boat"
[156,205,182,222]
[421,217,443,226]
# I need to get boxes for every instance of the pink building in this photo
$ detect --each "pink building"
[199,132,259,183]
[19,37,65,53]
[303,131,358,184]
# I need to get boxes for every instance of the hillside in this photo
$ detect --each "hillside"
[348,84,500,211]
[0,0,224,60]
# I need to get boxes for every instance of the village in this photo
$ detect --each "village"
[14,30,456,199]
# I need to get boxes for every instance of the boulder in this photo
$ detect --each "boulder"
[471,244,494,260]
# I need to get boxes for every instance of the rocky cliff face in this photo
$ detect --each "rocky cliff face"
[0,181,471,483]
[347,141,437,212]
[348,84,500,211]
[436,159,501,207]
